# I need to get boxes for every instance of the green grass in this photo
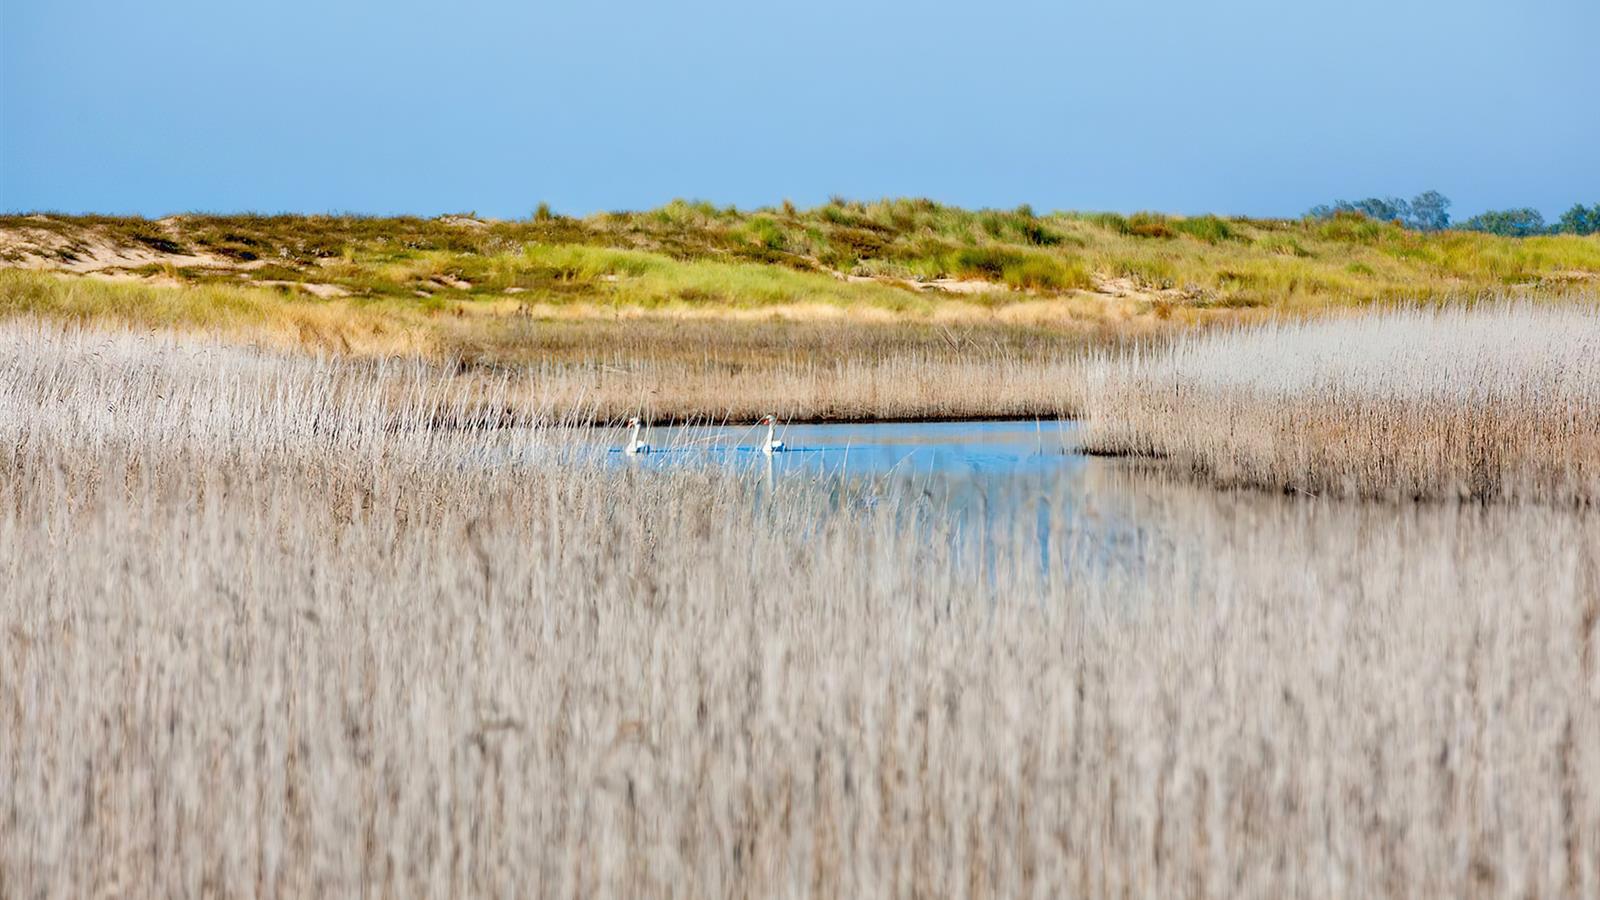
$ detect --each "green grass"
[943,246,1094,290]
[1169,214,1238,244]
[0,268,281,328]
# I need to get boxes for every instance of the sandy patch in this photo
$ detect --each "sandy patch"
[85,270,186,289]
[429,275,473,290]
[0,224,233,273]
[841,271,1013,295]
[255,280,353,299]
[1538,270,1600,285]
[916,278,1010,295]
[1091,274,1205,306]
[495,301,911,325]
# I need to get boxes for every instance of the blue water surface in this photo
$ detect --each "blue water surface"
[608,419,1083,482]
[599,419,1148,576]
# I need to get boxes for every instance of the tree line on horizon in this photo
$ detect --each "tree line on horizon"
[1307,191,1600,237]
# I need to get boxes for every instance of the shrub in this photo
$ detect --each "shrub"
[1126,212,1173,239]
[1112,256,1176,287]
[746,217,787,251]
[1082,212,1131,234]
[1255,234,1312,257]
[1002,255,1092,291]
[1313,211,1387,243]
[942,247,1089,291]
[947,246,1014,280]
[1014,219,1063,246]
[978,212,1008,239]
[653,199,722,227]
[1170,215,1236,244]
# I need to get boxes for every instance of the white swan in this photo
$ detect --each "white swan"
[760,414,785,454]
[623,417,651,455]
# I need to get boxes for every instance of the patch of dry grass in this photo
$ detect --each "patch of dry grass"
[1081,302,1600,502]
[0,269,1111,421]
[0,268,440,356]
[2,321,1598,896]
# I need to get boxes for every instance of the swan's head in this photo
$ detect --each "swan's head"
[760,414,775,425]
[627,417,641,427]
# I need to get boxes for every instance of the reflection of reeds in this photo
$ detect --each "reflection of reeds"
[4,321,1599,897]
[1082,302,1600,503]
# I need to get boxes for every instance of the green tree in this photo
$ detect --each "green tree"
[1557,203,1598,235]
[1406,191,1451,231]
[1307,190,1450,231]
[1459,208,1546,237]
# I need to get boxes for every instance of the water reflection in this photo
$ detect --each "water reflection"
[602,418,1152,576]
[584,418,1595,596]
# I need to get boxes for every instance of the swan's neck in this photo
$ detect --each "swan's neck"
[765,421,775,444]
[630,421,641,444]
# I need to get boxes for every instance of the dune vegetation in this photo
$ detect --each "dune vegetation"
[1081,303,1600,503]
[5,201,1599,316]
[4,201,1595,422]
[2,319,1597,897]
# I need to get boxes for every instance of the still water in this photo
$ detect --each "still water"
[585,418,1572,592]
[602,419,1141,572]
[608,419,1085,482]
[482,414,1593,637]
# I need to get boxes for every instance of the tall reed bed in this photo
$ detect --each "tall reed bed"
[522,351,1086,423]
[3,320,1598,897]
[1082,302,1600,502]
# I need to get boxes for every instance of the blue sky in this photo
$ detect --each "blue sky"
[3,0,1596,219]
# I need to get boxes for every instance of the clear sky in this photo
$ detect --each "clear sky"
[3,0,1596,219]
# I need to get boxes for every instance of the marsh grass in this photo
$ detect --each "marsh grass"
[2,320,1598,896]
[1082,302,1600,502]
[519,350,1086,423]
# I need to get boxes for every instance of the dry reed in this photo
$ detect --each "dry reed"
[1081,302,1600,502]
[3,320,1598,897]
[519,352,1085,423]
